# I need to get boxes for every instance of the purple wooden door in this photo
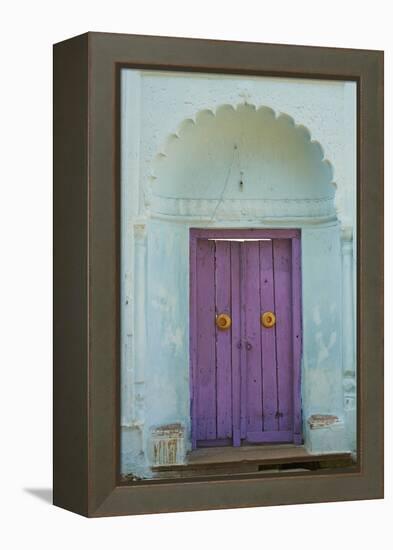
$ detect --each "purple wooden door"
[190,230,302,448]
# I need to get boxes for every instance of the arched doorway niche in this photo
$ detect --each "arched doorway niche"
[123,103,355,476]
[147,103,336,223]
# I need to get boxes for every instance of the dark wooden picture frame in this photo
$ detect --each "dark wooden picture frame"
[53,32,383,517]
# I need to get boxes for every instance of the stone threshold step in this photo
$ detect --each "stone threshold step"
[152,444,353,472]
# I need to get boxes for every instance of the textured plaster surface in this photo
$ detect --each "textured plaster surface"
[120,70,357,477]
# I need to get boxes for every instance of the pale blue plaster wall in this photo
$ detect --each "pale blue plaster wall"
[120,70,357,477]
[145,221,190,430]
[301,225,343,417]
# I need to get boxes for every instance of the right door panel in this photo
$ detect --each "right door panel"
[242,239,294,444]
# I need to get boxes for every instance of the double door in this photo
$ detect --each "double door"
[190,229,302,448]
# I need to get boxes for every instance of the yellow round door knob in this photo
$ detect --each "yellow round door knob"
[216,313,232,330]
[261,311,276,328]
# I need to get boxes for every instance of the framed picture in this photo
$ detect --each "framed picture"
[53,32,383,517]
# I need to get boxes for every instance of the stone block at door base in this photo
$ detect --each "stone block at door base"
[305,414,348,454]
[149,423,186,466]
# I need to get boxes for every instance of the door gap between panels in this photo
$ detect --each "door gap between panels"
[208,238,272,242]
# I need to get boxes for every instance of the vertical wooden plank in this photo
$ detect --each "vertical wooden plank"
[215,241,232,439]
[196,239,217,440]
[244,242,263,436]
[259,240,279,432]
[189,232,198,449]
[230,242,241,446]
[292,235,303,443]
[240,243,247,440]
[273,239,294,432]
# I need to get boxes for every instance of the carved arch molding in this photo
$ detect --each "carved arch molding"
[147,103,337,223]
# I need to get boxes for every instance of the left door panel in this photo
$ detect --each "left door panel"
[193,239,240,447]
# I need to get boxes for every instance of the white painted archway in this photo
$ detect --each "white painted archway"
[149,104,336,223]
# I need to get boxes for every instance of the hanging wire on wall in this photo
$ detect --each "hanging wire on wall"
[208,143,241,224]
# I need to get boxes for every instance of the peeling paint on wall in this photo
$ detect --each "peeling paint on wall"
[120,70,357,477]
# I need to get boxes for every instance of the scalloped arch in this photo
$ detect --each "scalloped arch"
[149,103,336,220]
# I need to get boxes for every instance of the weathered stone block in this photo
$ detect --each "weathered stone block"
[305,414,349,454]
[150,423,186,466]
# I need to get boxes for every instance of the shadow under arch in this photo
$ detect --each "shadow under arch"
[148,103,336,223]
